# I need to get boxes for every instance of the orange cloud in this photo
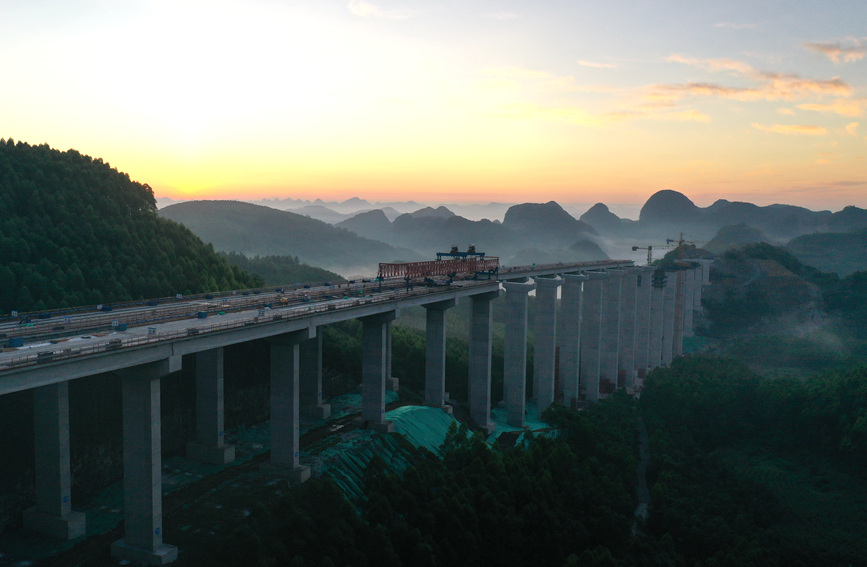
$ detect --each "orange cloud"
[846,122,859,137]
[661,55,851,102]
[751,123,829,136]
[798,98,867,117]
[804,40,866,63]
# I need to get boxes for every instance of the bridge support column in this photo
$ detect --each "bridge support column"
[648,271,666,370]
[386,322,399,392]
[617,269,640,389]
[580,272,606,402]
[673,270,687,357]
[693,262,706,324]
[504,281,535,427]
[186,348,235,465]
[533,277,560,414]
[633,267,654,380]
[600,270,624,395]
[362,311,398,432]
[264,329,314,482]
[300,334,331,419]
[698,258,713,286]
[111,356,181,566]
[662,271,677,364]
[424,299,457,412]
[559,274,586,407]
[682,266,696,339]
[469,291,499,433]
[24,381,86,540]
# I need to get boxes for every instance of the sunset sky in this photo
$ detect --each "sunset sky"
[2,0,865,213]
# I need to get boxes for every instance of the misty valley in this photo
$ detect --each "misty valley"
[1,141,867,566]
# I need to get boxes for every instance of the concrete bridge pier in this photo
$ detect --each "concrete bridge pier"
[682,266,697,339]
[662,271,677,364]
[648,271,666,370]
[580,272,606,402]
[672,270,687,357]
[264,329,315,482]
[361,311,398,433]
[599,270,624,394]
[698,258,713,286]
[533,277,560,414]
[111,356,182,566]
[24,381,86,540]
[558,274,586,407]
[504,281,535,427]
[300,334,331,419]
[633,266,654,380]
[693,262,706,322]
[186,348,235,465]
[424,299,457,412]
[385,322,399,392]
[469,291,499,433]
[617,269,640,389]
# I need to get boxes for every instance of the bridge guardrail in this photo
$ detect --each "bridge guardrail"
[0,282,490,372]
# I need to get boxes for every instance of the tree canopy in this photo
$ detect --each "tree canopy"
[0,139,258,312]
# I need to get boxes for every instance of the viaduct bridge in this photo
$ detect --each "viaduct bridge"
[0,258,711,565]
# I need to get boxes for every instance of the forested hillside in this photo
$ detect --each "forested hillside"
[221,252,343,287]
[641,357,867,565]
[159,200,420,275]
[0,139,258,313]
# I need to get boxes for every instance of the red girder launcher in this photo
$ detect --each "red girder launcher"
[377,245,499,286]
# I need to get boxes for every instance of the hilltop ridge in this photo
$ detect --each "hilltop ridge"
[0,140,258,312]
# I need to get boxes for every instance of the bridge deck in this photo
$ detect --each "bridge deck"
[0,260,632,392]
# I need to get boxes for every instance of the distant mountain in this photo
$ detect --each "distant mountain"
[704,224,771,254]
[786,229,867,276]
[579,203,625,235]
[828,206,867,232]
[155,196,185,209]
[290,205,352,224]
[344,201,603,261]
[639,190,702,226]
[569,239,610,260]
[501,201,598,249]
[159,201,420,275]
[704,199,828,240]
[506,239,609,266]
[407,205,455,219]
[336,209,393,243]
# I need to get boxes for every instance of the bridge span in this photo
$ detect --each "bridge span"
[0,258,712,564]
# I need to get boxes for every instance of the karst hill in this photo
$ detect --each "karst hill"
[0,139,258,313]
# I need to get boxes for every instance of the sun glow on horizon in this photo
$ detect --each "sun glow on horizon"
[2,1,865,212]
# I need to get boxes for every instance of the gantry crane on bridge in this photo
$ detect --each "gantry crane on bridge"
[377,245,500,289]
